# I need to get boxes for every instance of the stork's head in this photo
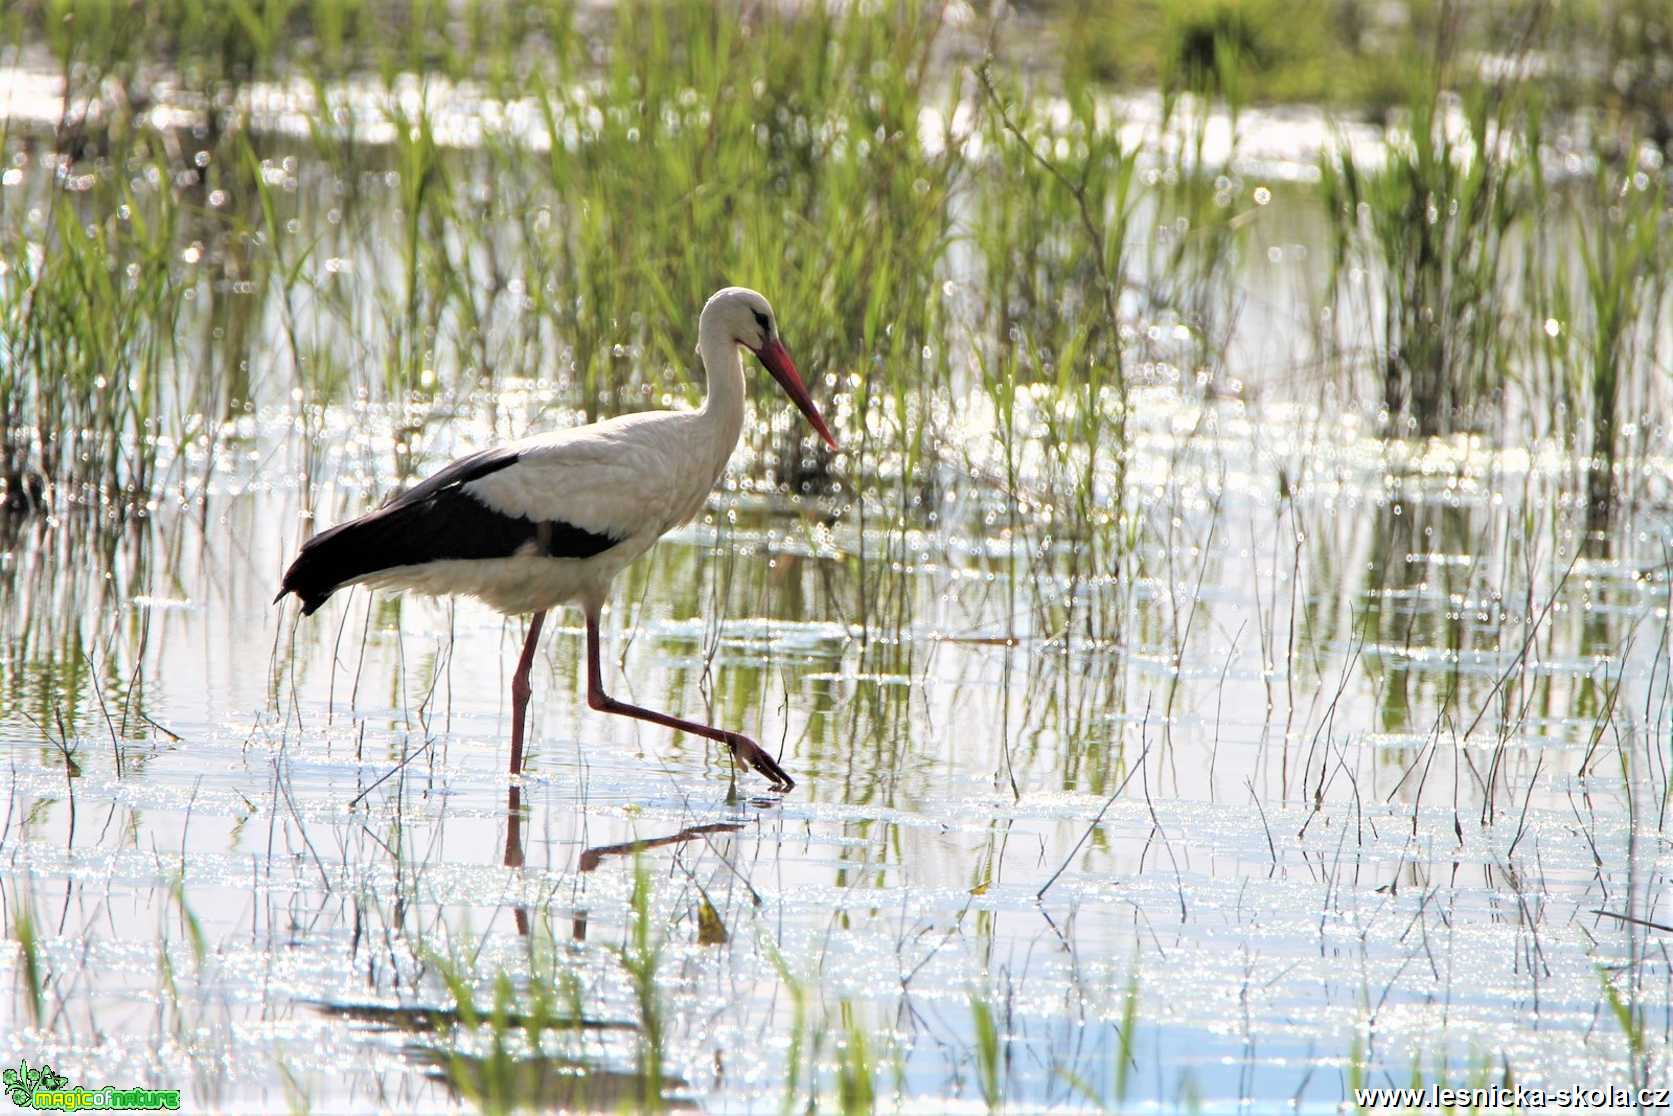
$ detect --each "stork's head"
[703,287,838,451]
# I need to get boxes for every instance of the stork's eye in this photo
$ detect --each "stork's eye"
[751,309,772,336]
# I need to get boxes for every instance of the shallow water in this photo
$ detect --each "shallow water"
[3,60,1673,1116]
[5,380,1669,1111]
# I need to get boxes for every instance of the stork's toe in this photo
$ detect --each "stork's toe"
[724,734,795,792]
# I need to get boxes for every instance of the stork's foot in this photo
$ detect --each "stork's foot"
[722,732,795,792]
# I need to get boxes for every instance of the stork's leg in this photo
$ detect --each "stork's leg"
[585,614,794,791]
[508,610,547,774]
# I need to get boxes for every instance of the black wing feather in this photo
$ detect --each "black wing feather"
[276,446,621,615]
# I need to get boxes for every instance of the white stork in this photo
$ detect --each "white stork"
[276,287,836,791]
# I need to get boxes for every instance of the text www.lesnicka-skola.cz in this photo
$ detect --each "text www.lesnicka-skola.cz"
[1356,1084,1668,1109]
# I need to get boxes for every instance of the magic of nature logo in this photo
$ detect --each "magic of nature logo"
[4,1060,181,1111]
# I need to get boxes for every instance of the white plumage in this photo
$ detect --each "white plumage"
[278,287,835,791]
[360,411,717,615]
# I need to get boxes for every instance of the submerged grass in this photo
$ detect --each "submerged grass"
[835,999,876,1116]
[1319,55,1526,438]
[1570,162,1667,516]
[0,0,1169,680]
[620,857,666,1111]
[0,0,1661,545]
[1317,10,1670,509]
[12,896,42,1027]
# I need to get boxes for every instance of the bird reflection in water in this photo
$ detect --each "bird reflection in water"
[503,781,530,938]
[499,785,744,942]
[576,822,746,873]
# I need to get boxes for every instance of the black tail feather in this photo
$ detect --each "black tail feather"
[277,515,393,615]
[278,501,473,615]
[275,466,620,617]
[275,446,529,616]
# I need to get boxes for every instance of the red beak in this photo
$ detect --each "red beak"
[754,338,838,451]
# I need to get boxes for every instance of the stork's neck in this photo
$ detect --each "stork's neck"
[695,318,747,473]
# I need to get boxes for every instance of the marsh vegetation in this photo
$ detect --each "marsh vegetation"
[1,0,1670,1110]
